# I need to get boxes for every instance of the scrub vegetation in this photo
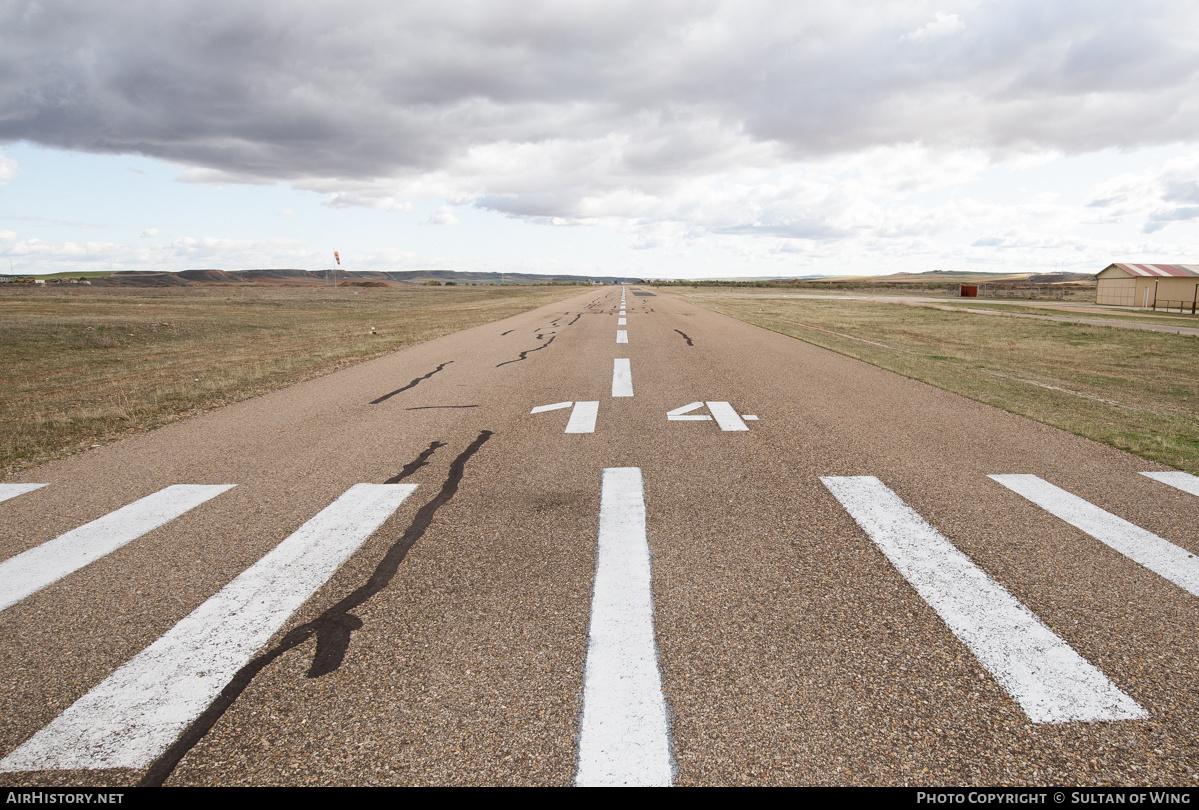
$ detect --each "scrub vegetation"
[685,292,1199,473]
[0,285,580,476]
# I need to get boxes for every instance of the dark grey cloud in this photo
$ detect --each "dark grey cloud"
[2,0,1198,225]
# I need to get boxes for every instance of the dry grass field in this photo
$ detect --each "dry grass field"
[0,284,581,476]
[683,291,1199,473]
[935,298,1199,324]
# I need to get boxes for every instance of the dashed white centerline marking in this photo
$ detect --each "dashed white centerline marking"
[616,330,628,344]
[618,317,627,325]
[991,474,1199,598]
[0,485,235,614]
[566,401,599,433]
[706,401,748,431]
[577,467,672,787]
[0,483,47,505]
[612,359,633,397]
[0,483,418,772]
[822,476,1145,723]
[1141,471,1199,498]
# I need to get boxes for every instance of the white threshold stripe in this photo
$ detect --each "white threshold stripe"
[0,485,235,614]
[1141,471,1199,498]
[618,317,627,325]
[0,483,48,505]
[0,483,418,772]
[706,401,748,432]
[991,474,1199,599]
[612,359,633,397]
[616,330,628,344]
[577,468,672,786]
[822,476,1145,723]
[566,401,599,433]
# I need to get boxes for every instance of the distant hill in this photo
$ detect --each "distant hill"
[14,268,1098,288]
[177,269,246,283]
[75,269,644,287]
[819,270,1096,285]
[652,270,1097,288]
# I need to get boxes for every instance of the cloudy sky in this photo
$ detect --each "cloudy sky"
[2,1,1198,278]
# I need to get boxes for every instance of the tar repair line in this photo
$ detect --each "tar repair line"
[612,359,633,398]
[0,483,47,505]
[1141,471,1199,498]
[0,483,417,772]
[0,485,235,614]
[991,474,1199,599]
[577,467,672,787]
[822,476,1145,723]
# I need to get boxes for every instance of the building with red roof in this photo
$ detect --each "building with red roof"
[1096,264,1199,311]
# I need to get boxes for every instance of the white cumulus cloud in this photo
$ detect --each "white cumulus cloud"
[0,148,15,184]
[904,12,965,41]
[424,206,459,226]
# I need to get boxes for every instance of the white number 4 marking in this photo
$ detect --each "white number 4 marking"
[666,402,758,431]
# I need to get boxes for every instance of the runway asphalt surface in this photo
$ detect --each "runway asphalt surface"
[1,286,1198,786]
